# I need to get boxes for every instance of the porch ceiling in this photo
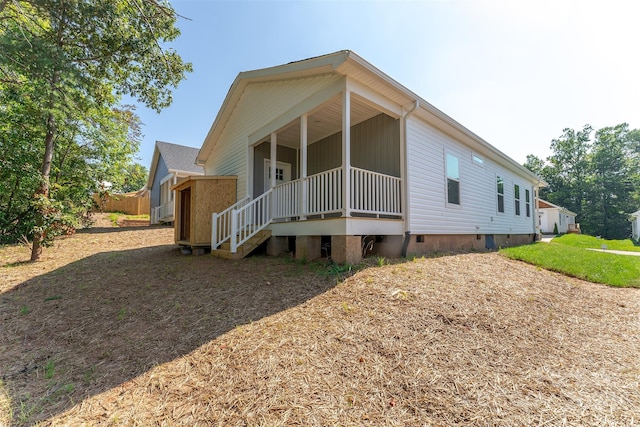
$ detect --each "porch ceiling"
[272,95,383,149]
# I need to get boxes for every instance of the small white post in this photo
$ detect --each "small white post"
[211,212,218,249]
[230,209,238,253]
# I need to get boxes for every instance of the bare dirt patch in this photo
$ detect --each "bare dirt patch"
[1,219,639,426]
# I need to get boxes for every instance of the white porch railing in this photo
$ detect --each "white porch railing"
[151,200,175,224]
[213,167,402,254]
[230,190,272,253]
[211,196,250,249]
[306,167,343,215]
[350,167,402,216]
[273,180,300,219]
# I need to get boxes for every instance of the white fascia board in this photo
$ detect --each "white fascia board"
[168,169,205,178]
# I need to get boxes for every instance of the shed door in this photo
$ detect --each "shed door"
[179,188,191,241]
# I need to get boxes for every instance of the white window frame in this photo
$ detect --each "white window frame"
[514,184,521,216]
[445,152,461,207]
[525,189,531,217]
[496,175,505,214]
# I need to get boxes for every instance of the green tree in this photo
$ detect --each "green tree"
[545,125,592,221]
[0,0,191,260]
[585,124,636,239]
[117,163,149,193]
[526,123,640,239]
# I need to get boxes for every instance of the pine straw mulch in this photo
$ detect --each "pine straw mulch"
[1,218,639,426]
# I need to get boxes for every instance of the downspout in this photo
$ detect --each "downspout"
[401,100,419,257]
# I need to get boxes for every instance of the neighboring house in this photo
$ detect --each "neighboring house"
[190,50,545,263]
[537,199,577,234]
[631,210,640,241]
[147,141,203,224]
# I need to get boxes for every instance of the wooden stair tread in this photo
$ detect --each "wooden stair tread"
[212,230,271,259]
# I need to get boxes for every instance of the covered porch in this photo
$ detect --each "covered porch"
[213,88,406,260]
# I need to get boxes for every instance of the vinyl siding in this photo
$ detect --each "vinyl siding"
[205,75,342,200]
[150,156,169,210]
[252,142,298,198]
[307,113,399,176]
[406,118,536,235]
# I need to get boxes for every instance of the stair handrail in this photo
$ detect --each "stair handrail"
[230,189,273,253]
[212,196,250,249]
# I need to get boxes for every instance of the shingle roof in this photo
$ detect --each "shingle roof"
[156,141,203,174]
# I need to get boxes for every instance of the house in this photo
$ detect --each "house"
[537,199,577,234]
[147,141,203,224]
[187,50,545,263]
[631,210,640,241]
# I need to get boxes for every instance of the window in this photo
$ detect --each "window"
[446,154,460,205]
[514,184,521,216]
[525,189,531,217]
[472,154,484,165]
[497,176,504,213]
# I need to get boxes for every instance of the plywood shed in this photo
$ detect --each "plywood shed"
[172,176,237,248]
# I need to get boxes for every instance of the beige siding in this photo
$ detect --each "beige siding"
[205,75,342,200]
[406,118,536,235]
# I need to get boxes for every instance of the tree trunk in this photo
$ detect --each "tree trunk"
[30,113,56,261]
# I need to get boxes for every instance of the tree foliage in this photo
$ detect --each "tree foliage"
[0,0,191,259]
[525,124,640,239]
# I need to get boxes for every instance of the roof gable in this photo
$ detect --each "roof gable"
[147,141,203,189]
[197,50,545,185]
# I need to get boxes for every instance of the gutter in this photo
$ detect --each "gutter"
[401,100,419,257]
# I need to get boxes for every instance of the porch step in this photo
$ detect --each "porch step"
[211,230,272,260]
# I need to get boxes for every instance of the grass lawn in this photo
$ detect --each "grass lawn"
[501,240,640,288]
[106,212,150,226]
[551,233,640,252]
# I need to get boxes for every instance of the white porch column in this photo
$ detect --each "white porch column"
[342,90,351,217]
[270,132,277,189]
[300,114,308,220]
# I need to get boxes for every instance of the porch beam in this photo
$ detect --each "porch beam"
[300,114,308,220]
[347,78,403,118]
[342,89,351,217]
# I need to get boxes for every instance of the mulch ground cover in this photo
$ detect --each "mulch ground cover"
[1,216,639,426]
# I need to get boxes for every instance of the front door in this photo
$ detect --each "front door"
[264,159,292,192]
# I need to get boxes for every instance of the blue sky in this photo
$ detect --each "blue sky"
[132,0,640,169]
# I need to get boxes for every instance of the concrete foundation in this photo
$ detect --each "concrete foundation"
[266,236,289,256]
[295,235,322,261]
[406,233,534,256]
[331,235,362,265]
[369,235,403,258]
